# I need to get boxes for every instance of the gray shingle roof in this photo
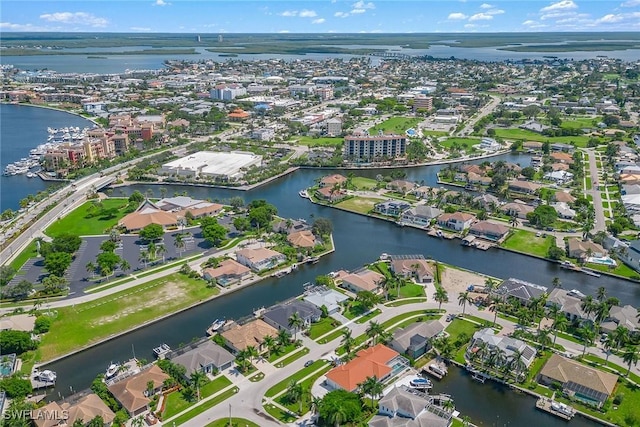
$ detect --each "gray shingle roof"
[170,341,234,376]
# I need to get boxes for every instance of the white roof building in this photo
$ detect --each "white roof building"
[160,151,262,181]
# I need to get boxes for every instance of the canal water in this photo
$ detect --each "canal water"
[43,161,628,426]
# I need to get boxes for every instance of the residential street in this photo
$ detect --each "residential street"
[584,148,607,232]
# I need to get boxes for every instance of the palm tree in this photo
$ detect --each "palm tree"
[578,323,596,356]
[488,296,502,326]
[458,291,472,316]
[85,261,96,279]
[235,350,250,372]
[434,336,455,362]
[120,259,130,274]
[475,340,490,370]
[611,326,629,348]
[263,336,276,359]
[286,380,304,414]
[245,345,259,365]
[484,277,497,296]
[596,286,607,303]
[138,250,149,269]
[488,347,507,371]
[277,329,291,348]
[434,287,449,310]
[552,277,561,288]
[366,321,384,346]
[537,328,552,351]
[508,349,527,380]
[157,244,167,263]
[603,338,615,362]
[190,371,207,401]
[340,329,356,355]
[581,295,597,321]
[174,233,186,258]
[516,307,531,327]
[594,301,612,331]
[359,376,383,409]
[509,214,520,227]
[551,314,568,346]
[327,404,349,427]
[288,312,305,342]
[622,345,639,376]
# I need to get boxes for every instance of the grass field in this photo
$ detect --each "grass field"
[585,262,640,281]
[335,197,381,214]
[369,117,421,135]
[163,376,232,419]
[560,117,600,129]
[8,240,39,271]
[265,360,330,398]
[45,198,134,237]
[445,318,481,344]
[172,387,238,426]
[493,128,595,146]
[38,273,219,361]
[351,176,378,190]
[308,317,341,340]
[438,138,480,150]
[294,136,344,147]
[501,229,554,257]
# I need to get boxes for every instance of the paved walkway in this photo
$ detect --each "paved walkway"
[584,148,606,232]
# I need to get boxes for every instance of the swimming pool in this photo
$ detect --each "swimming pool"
[586,256,616,266]
[406,128,417,137]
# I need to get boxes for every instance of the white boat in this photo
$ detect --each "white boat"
[26,172,36,178]
[34,369,57,382]
[211,318,226,331]
[298,189,309,199]
[428,363,447,377]
[153,343,171,358]
[409,377,433,389]
[105,362,120,379]
[551,401,575,417]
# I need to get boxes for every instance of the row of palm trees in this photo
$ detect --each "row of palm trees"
[469,340,529,381]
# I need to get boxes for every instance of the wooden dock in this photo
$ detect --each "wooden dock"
[536,397,575,420]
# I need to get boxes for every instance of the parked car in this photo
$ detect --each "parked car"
[304,360,314,367]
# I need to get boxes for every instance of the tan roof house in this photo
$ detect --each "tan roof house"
[338,269,385,294]
[118,200,179,232]
[108,365,169,416]
[220,319,278,353]
[567,238,605,260]
[501,202,534,219]
[386,180,416,194]
[436,212,476,232]
[287,230,317,248]
[0,313,36,332]
[550,152,575,165]
[319,174,347,188]
[315,186,347,202]
[554,191,576,204]
[508,180,543,194]
[469,221,510,241]
[235,247,286,272]
[390,257,434,284]
[537,354,618,407]
[202,259,251,286]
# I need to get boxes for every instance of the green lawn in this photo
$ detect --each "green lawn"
[38,273,219,361]
[355,308,382,324]
[561,117,600,130]
[369,117,421,135]
[501,229,554,257]
[267,343,299,363]
[317,327,346,344]
[343,301,371,319]
[493,128,595,146]
[335,197,381,214]
[163,376,232,419]
[308,317,342,340]
[8,240,39,271]
[275,347,310,367]
[294,136,344,147]
[273,365,333,418]
[206,418,259,427]
[265,360,330,398]
[45,198,135,237]
[585,262,640,281]
[351,176,379,190]
[445,318,480,343]
[385,298,427,307]
[438,138,480,150]
[172,387,238,426]
[398,283,426,299]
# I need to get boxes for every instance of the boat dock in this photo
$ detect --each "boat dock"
[153,343,171,359]
[422,361,448,380]
[536,397,575,420]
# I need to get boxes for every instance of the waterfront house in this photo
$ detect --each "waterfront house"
[315,186,347,203]
[537,354,618,408]
[235,247,287,272]
[118,200,180,232]
[600,305,639,334]
[0,314,36,332]
[567,238,605,260]
[262,300,322,334]
[370,386,452,427]
[374,200,411,217]
[108,365,169,417]
[388,320,444,358]
[272,219,309,234]
[303,287,349,315]
[436,212,476,232]
[496,278,548,305]
[156,196,224,218]
[34,394,116,427]
[325,344,406,392]
[337,268,385,294]
[203,259,251,286]
[553,191,576,204]
[544,170,574,185]
[546,288,590,323]
[550,152,575,165]
[467,172,492,186]
[500,202,534,219]
[220,319,278,354]
[319,174,347,188]
[170,340,235,376]
[468,221,510,241]
[466,328,537,370]
[411,186,433,199]
[386,180,416,194]
[551,202,577,219]
[472,194,500,210]
[286,230,317,248]
[400,206,442,228]
[508,180,542,195]
[389,255,434,284]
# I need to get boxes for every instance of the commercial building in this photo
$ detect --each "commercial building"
[344,134,407,161]
[160,151,262,181]
[210,84,247,100]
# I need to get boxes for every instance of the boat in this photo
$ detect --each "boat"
[536,397,575,420]
[153,343,171,358]
[34,369,57,382]
[471,371,490,383]
[551,401,575,417]
[581,268,601,278]
[206,318,227,336]
[105,362,120,379]
[26,172,35,178]
[298,189,310,199]
[409,377,433,389]
[427,363,447,378]
[559,260,580,271]
[307,256,320,264]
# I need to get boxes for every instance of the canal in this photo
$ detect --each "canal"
[46,157,628,426]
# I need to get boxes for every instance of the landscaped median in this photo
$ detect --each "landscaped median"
[163,376,232,419]
[166,386,239,426]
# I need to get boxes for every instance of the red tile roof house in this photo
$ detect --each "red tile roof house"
[107,365,169,417]
[235,247,287,272]
[325,344,407,392]
[319,174,347,188]
[202,259,252,286]
[315,186,347,203]
[436,212,476,232]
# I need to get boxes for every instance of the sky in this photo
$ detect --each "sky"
[1,1,640,33]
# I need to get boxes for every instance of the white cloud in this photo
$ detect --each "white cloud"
[480,3,493,9]
[130,26,151,31]
[352,1,375,9]
[278,30,290,33]
[540,1,577,13]
[334,11,348,18]
[280,10,298,17]
[596,11,640,24]
[469,12,493,21]
[621,0,640,6]
[0,22,49,31]
[39,12,108,27]
[312,18,326,24]
[448,12,468,20]
[486,8,504,15]
[154,0,170,6]
[351,8,366,14]
[522,20,548,29]
[299,9,318,18]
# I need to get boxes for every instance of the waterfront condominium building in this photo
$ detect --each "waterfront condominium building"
[344,134,407,161]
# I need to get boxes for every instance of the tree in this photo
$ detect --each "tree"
[96,251,122,278]
[7,280,33,301]
[578,323,596,356]
[44,252,72,277]
[129,190,145,203]
[547,245,565,260]
[288,312,305,342]
[358,376,383,409]
[356,290,380,310]
[174,233,186,258]
[190,371,207,401]
[317,389,363,427]
[340,329,356,355]
[286,380,305,414]
[233,216,251,232]
[0,375,33,398]
[622,345,639,376]
[0,265,16,287]
[139,223,164,241]
[229,196,245,209]
[458,291,472,316]
[42,275,67,295]
[366,321,384,346]
[612,326,629,348]
[434,287,449,310]
[277,329,292,347]
[86,261,97,279]
[551,314,568,346]
[51,234,82,254]
[34,316,52,334]
[527,205,558,228]
[552,277,561,288]
[202,221,227,246]
[0,330,37,355]
[312,218,333,237]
